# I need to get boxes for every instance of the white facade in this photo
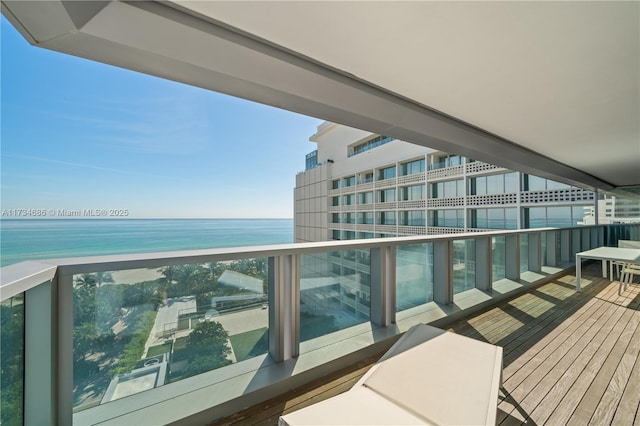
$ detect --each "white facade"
[295,122,597,243]
[580,195,640,225]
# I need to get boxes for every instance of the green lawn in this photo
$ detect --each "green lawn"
[229,327,268,361]
[147,342,172,357]
[174,336,188,351]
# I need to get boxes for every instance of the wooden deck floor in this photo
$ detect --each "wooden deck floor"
[212,263,640,426]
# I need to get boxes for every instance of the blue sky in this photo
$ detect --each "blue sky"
[1,17,320,219]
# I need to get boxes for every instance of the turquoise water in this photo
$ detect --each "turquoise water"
[0,219,293,267]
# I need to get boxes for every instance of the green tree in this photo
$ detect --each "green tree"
[73,323,99,361]
[1,298,24,426]
[174,264,204,296]
[95,271,114,286]
[205,262,226,281]
[184,321,232,377]
[157,265,178,304]
[73,274,97,325]
[74,273,97,290]
[111,310,157,376]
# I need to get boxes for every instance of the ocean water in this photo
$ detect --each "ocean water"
[0,219,293,267]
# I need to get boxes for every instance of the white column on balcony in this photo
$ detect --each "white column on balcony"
[560,229,572,263]
[268,255,299,361]
[516,172,523,228]
[545,231,558,267]
[370,246,396,326]
[528,232,542,273]
[475,237,492,292]
[433,240,453,304]
[505,235,520,281]
[462,157,468,231]
[25,279,56,426]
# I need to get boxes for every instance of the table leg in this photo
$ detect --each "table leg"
[576,255,582,292]
[602,260,607,278]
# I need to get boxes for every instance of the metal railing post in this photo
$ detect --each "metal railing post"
[545,231,558,267]
[528,232,541,273]
[475,237,492,292]
[370,246,396,327]
[433,240,453,304]
[268,255,299,361]
[25,278,56,426]
[57,270,74,426]
[505,234,520,281]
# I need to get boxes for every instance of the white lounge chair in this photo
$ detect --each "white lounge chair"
[279,324,503,426]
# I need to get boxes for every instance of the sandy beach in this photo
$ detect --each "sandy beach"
[111,268,163,285]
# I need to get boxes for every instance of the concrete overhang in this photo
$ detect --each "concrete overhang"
[2,1,638,194]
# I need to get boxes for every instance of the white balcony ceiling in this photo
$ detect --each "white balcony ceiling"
[2,1,639,193]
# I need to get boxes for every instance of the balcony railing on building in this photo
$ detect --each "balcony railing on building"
[1,224,639,425]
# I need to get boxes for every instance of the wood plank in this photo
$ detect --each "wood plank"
[567,300,638,424]
[545,285,640,425]
[611,324,640,424]
[527,290,636,424]
[501,278,616,389]
[213,353,382,425]
[497,281,623,423]
[500,272,609,369]
[589,291,640,425]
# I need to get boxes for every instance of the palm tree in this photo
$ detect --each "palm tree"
[74,273,97,289]
[175,264,203,296]
[204,262,225,283]
[157,265,178,305]
[95,271,114,287]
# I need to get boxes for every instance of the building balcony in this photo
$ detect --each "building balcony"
[426,164,465,181]
[467,193,519,206]
[466,161,507,176]
[397,172,426,185]
[2,224,639,425]
[521,188,596,205]
[374,177,398,188]
[355,181,375,191]
[427,196,465,208]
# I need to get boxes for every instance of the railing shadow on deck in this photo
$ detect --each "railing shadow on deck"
[447,262,608,369]
[498,387,538,426]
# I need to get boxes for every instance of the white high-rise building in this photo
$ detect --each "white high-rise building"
[580,195,640,225]
[295,122,597,243]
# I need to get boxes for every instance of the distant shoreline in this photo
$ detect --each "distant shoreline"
[1,218,294,268]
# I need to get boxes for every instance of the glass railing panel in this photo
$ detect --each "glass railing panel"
[299,249,371,345]
[520,234,529,272]
[453,240,476,293]
[72,259,268,411]
[492,236,506,282]
[396,243,434,311]
[1,293,25,426]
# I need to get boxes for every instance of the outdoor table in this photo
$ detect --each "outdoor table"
[575,247,640,291]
